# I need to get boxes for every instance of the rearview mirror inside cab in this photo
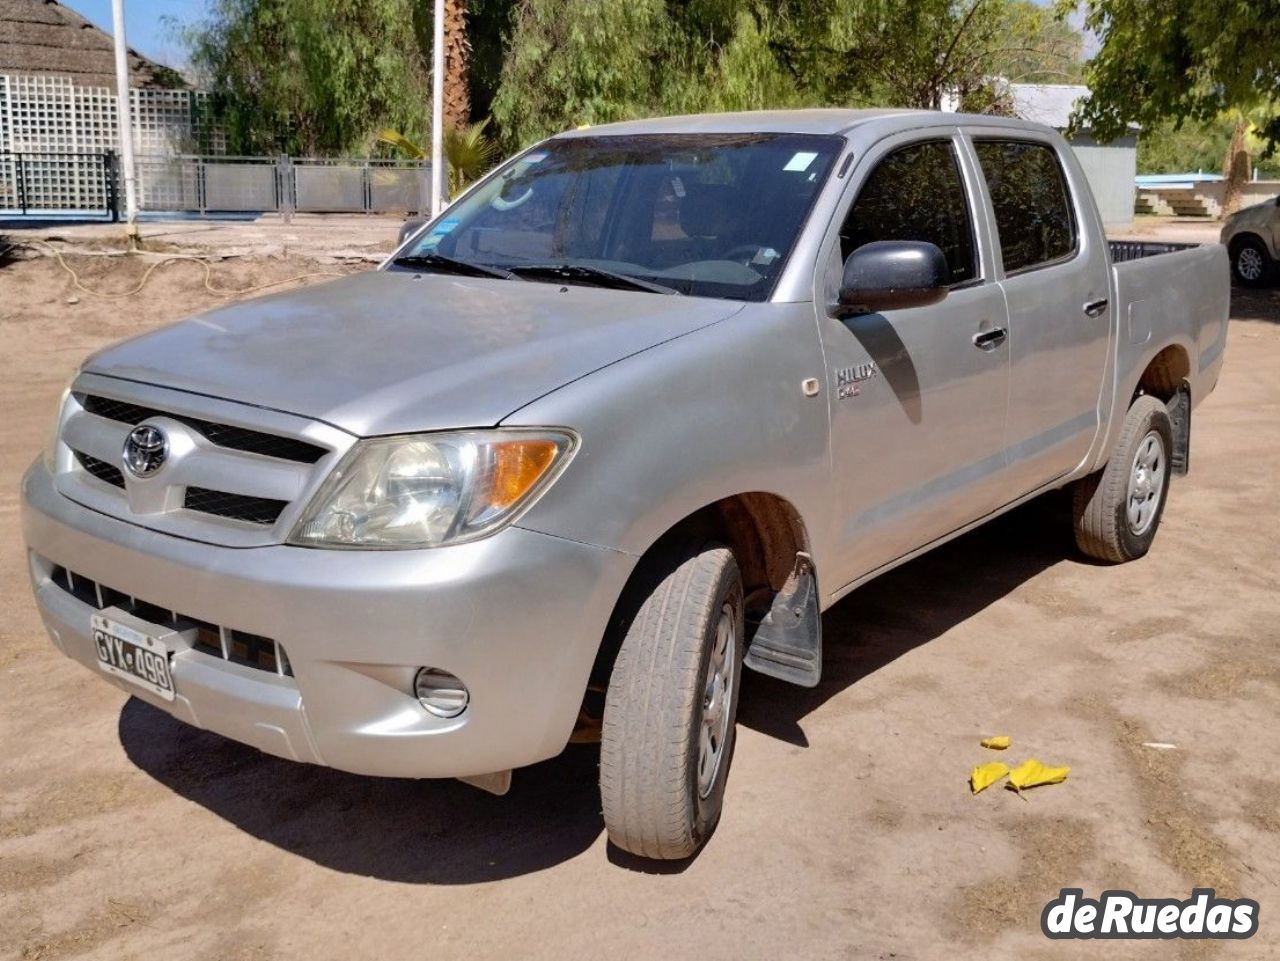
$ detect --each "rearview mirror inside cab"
[835,240,949,317]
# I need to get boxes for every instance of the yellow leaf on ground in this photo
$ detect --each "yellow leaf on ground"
[970,761,1010,794]
[980,735,1011,750]
[1006,758,1070,793]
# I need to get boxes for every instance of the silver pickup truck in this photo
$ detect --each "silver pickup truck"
[22,110,1228,861]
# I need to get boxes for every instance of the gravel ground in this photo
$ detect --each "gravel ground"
[0,245,1277,961]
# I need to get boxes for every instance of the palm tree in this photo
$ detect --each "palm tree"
[443,0,471,131]
[1219,107,1270,219]
[378,119,499,196]
[1221,117,1250,219]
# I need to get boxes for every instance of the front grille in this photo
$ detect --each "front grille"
[69,455,289,527]
[184,487,288,526]
[78,393,327,464]
[48,563,292,676]
[75,450,125,488]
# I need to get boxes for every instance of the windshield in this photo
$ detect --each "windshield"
[394,133,844,301]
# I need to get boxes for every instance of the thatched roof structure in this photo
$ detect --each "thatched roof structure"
[0,0,185,88]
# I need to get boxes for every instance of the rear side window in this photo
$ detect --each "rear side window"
[973,140,1076,274]
[840,140,977,286]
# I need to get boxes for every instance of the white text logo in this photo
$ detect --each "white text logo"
[1041,889,1258,940]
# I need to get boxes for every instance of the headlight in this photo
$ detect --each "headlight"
[42,372,77,473]
[289,429,576,549]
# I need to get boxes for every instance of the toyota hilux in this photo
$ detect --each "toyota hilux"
[22,109,1229,860]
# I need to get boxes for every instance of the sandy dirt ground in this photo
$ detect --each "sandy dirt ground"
[4,215,402,264]
[0,241,1278,961]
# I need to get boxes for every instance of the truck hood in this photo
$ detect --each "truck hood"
[84,270,743,436]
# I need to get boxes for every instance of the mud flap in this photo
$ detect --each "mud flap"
[457,770,512,796]
[744,552,822,688]
[1167,382,1191,476]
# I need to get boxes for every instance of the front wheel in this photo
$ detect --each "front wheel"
[1072,395,1174,563]
[600,543,744,860]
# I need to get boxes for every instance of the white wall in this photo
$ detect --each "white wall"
[1193,180,1280,212]
[1067,132,1137,230]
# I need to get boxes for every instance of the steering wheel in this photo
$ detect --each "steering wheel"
[720,244,766,267]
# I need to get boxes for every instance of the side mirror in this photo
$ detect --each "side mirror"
[397,217,428,245]
[835,240,949,317]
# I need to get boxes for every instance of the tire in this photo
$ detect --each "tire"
[1072,395,1173,563]
[1231,236,1273,288]
[600,542,745,860]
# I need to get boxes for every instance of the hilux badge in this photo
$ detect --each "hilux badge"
[123,424,168,477]
[836,362,879,399]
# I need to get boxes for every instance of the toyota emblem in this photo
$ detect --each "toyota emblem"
[123,424,168,477]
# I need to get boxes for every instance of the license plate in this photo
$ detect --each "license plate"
[91,614,175,701]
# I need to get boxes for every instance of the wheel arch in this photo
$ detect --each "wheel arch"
[1134,342,1192,404]
[1227,230,1269,257]
[583,490,812,698]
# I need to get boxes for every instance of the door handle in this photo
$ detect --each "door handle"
[972,326,1008,350]
[1084,298,1109,317]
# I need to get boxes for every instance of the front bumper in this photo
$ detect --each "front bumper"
[21,459,634,779]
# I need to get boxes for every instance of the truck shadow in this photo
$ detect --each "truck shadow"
[118,699,605,884]
[737,490,1077,747]
[1228,285,1280,323]
[119,491,1076,882]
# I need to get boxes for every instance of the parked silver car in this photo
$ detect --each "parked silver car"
[1220,196,1280,286]
[22,110,1229,860]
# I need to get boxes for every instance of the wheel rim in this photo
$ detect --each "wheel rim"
[1237,246,1265,281]
[1126,430,1166,536]
[697,602,736,799]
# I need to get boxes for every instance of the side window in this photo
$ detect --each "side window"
[840,140,977,286]
[973,140,1076,274]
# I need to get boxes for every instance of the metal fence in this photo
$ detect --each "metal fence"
[0,150,118,215]
[1,150,431,218]
[1,74,222,158]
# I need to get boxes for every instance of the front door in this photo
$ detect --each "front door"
[815,133,1011,589]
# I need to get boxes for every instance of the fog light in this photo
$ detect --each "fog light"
[414,667,469,718]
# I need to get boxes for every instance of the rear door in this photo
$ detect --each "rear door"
[814,131,1011,588]
[964,132,1112,494]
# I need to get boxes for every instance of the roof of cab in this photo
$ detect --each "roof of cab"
[551,108,1054,139]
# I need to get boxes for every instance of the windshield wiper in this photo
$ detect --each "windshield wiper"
[509,263,679,295]
[391,252,518,281]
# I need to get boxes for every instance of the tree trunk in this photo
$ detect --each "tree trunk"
[1220,117,1250,219]
[443,0,471,130]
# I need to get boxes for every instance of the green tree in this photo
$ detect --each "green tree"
[378,119,500,193]
[187,0,1086,156]
[816,0,1081,111]
[1137,118,1234,175]
[186,0,431,154]
[467,0,521,123]
[490,0,1084,148]
[687,8,818,113]
[994,1,1083,85]
[1072,0,1280,152]
[491,0,676,146]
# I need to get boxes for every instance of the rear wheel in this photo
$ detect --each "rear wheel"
[1072,395,1173,563]
[1231,236,1273,288]
[600,543,744,860]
